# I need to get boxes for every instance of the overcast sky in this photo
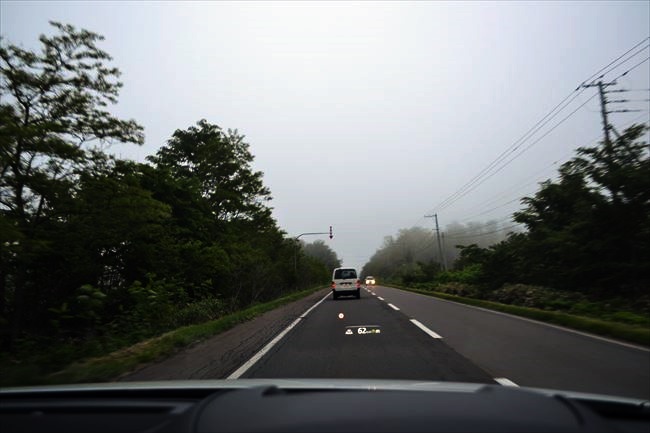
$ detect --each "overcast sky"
[2,1,649,271]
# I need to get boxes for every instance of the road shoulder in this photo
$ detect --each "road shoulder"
[120,288,330,381]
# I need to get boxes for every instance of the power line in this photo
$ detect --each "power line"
[456,157,563,216]
[436,92,598,213]
[460,113,646,223]
[596,45,649,81]
[432,89,586,214]
[456,113,649,222]
[446,223,524,240]
[580,38,649,85]
[427,38,650,216]
[459,197,522,223]
[610,56,650,82]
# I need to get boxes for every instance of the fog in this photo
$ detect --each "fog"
[2,1,648,271]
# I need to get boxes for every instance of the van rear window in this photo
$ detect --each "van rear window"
[334,269,357,279]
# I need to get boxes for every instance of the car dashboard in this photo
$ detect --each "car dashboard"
[1,379,649,432]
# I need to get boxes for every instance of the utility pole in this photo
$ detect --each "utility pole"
[582,80,617,144]
[425,214,447,271]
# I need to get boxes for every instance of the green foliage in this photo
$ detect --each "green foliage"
[49,284,107,330]
[147,119,272,225]
[362,223,515,282]
[365,124,648,305]
[1,21,145,343]
[302,239,341,271]
[0,23,339,370]
[0,286,324,387]
[512,124,650,295]
[436,264,483,285]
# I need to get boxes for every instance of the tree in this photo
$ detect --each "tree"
[513,124,649,295]
[148,119,271,226]
[146,119,293,304]
[361,227,436,280]
[302,240,341,272]
[0,22,144,342]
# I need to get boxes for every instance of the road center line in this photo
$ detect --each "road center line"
[377,297,385,301]
[410,319,443,339]
[227,291,330,379]
[494,377,519,387]
[387,303,400,311]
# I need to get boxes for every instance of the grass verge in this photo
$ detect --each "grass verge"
[387,284,650,347]
[7,286,326,387]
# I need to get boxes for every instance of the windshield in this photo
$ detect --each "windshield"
[1,1,648,402]
[334,269,357,279]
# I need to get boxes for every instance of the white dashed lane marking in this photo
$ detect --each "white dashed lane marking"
[387,303,400,311]
[494,378,519,387]
[409,319,443,339]
[377,297,385,301]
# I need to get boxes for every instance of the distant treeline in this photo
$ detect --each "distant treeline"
[0,22,340,352]
[363,123,650,300]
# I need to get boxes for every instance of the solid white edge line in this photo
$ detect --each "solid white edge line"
[227,292,330,379]
[494,378,519,387]
[387,303,400,311]
[300,292,331,318]
[377,297,385,301]
[410,319,443,339]
[388,287,650,352]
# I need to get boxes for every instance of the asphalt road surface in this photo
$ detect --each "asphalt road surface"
[238,286,650,400]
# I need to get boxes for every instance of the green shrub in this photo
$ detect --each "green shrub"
[604,311,650,327]
[170,298,226,327]
[436,264,483,285]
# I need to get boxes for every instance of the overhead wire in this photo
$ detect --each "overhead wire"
[392,39,650,258]
[426,37,650,216]
[431,88,587,214]
[610,56,650,82]
[579,38,649,85]
[456,113,649,223]
[456,157,564,217]
[435,92,598,213]
[595,45,649,81]
[445,223,523,240]
[459,198,522,223]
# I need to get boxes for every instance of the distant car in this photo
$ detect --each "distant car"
[331,267,361,300]
[365,276,376,285]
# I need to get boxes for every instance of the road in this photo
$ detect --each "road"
[237,285,650,399]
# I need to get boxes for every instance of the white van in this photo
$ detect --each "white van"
[331,267,361,300]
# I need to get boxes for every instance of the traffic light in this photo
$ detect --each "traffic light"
[329,225,333,239]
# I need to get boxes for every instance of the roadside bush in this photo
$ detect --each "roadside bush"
[602,311,650,327]
[436,264,483,285]
[170,298,226,328]
[485,284,586,309]
[434,282,482,298]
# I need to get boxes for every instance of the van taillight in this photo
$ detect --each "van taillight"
[331,281,336,289]
[356,280,361,288]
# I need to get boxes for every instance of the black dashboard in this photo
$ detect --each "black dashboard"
[1,380,649,432]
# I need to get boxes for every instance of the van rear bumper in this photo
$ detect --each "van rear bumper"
[332,288,359,295]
